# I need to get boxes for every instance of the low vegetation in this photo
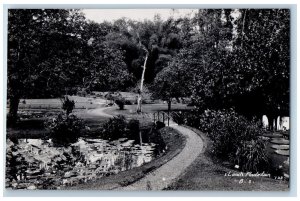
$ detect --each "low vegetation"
[100,115,128,140]
[45,113,84,146]
[43,108,166,151]
[115,98,126,110]
[61,96,75,115]
[166,127,288,191]
[173,109,270,173]
[96,115,166,153]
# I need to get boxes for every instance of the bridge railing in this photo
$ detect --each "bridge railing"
[152,111,181,126]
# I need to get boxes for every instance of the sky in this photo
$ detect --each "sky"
[82,9,198,23]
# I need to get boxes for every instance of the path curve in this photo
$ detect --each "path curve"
[86,107,113,118]
[116,123,204,190]
[85,107,204,190]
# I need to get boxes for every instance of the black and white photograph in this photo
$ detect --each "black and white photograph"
[4,7,291,191]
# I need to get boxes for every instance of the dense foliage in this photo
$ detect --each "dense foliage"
[61,96,75,115]
[8,9,289,129]
[115,97,126,110]
[172,109,269,172]
[45,114,84,146]
[98,115,166,147]
[6,144,29,182]
[185,9,289,124]
[101,115,129,140]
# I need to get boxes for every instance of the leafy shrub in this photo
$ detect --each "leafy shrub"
[115,98,125,110]
[147,128,166,156]
[171,111,186,125]
[6,143,28,182]
[203,111,261,147]
[77,90,87,97]
[198,110,267,171]
[175,108,269,172]
[101,115,128,140]
[127,119,140,141]
[172,110,200,128]
[98,116,167,154]
[45,113,84,146]
[232,138,270,172]
[61,96,75,115]
[100,116,147,142]
[124,100,133,105]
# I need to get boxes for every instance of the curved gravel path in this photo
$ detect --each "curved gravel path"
[85,107,204,190]
[116,123,204,190]
[86,107,113,118]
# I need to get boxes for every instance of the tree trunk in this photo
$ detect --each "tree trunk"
[274,116,278,131]
[139,131,143,146]
[8,97,20,126]
[137,52,148,113]
[266,114,271,131]
[267,114,276,131]
[167,99,171,126]
[137,94,142,113]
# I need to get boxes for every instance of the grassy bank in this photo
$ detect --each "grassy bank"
[166,126,289,191]
[104,104,193,116]
[63,126,186,190]
[6,108,111,139]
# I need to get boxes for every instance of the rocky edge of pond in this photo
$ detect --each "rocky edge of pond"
[63,126,186,190]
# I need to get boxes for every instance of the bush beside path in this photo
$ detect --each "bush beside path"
[166,127,289,191]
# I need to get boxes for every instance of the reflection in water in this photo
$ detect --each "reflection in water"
[6,138,157,189]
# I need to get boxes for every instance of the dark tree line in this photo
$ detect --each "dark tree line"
[153,9,289,129]
[7,9,290,127]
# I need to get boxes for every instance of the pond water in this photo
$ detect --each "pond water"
[6,138,157,189]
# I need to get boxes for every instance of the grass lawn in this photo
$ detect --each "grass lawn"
[6,107,111,139]
[103,104,193,120]
[7,96,110,138]
[18,96,106,110]
[166,127,289,191]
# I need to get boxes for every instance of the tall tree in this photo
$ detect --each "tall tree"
[152,54,192,115]
[188,9,289,126]
[7,9,86,124]
[232,9,290,127]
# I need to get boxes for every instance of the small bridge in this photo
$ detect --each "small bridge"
[138,111,182,126]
